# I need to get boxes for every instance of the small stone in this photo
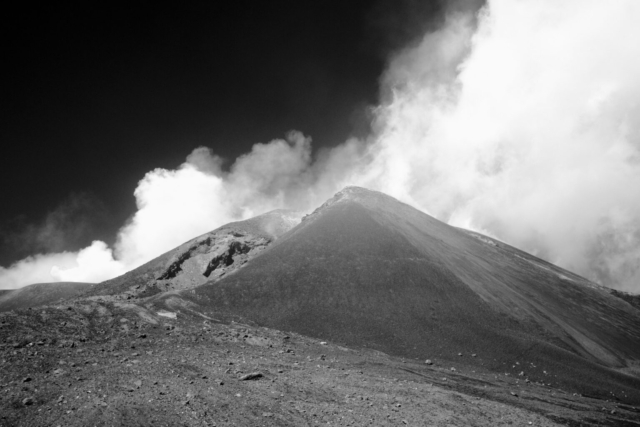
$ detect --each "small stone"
[239,372,263,381]
[134,380,142,388]
[137,334,147,339]
[424,359,433,365]
[471,353,477,357]
[22,377,32,383]
[458,353,463,356]
[450,367,456,372]
[22,397,34,406]
[262,412,274,417]
[510,391,518,397]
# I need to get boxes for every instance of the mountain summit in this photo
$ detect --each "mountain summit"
[155,186,640,400]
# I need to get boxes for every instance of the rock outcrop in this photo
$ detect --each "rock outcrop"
[82,209,302,299]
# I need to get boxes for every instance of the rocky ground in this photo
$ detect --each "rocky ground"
[1,300,639,426]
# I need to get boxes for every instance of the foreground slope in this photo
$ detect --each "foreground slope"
[84,209,301,299]
[7,299,636,426]
[0,282,93,313]
[160,187,640,402]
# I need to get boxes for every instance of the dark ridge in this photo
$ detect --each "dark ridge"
[611,289,640,311]
[203,241,252,278]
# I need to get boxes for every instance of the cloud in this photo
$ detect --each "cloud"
[0,253,79,289]
[0,192,115,266]
[2,0,640,293]
[0,132,344,289]
[357,0,640,291]
[50,241,124,283]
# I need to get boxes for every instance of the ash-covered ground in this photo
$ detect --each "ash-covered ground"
[1,299,639,426]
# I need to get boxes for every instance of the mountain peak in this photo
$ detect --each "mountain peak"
[302,186,399,224]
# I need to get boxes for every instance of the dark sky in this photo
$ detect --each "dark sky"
[1,1,449,265]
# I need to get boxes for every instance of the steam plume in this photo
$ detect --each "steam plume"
[2,0,640,292]
[359,0,640,291]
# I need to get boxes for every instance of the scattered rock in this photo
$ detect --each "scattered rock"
[510,391,519,397]
[22,377,32,383]
[239,372,263,381]
[424,359,433,365]
[134,380,142,388]
[22,397,34,406]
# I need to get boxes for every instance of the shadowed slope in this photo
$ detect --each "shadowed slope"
[0,282,93,313]
[84,209,301,299]
[163,187,640,402]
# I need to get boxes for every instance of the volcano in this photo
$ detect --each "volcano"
[3,187,640,426]
[152,186,640,401]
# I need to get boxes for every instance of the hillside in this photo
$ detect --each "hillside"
[83,209,301,300]
[0,282,93,313]
[154,187,640,403]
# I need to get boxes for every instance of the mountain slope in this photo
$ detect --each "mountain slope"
[83,209,301,300]
[156,187,640,402]
[0,282,93,313]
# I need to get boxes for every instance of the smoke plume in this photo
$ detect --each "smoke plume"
[2,0,640,292]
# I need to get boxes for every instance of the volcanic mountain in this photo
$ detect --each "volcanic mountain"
[81,209,302,300]
[151,186,640,401]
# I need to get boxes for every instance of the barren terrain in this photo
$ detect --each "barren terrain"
[2,300,639,426]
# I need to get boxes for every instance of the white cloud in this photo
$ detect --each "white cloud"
[0,253,78,288]
[51,241,125,283]
[359,0,640,291]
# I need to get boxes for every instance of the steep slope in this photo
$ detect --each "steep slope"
[84,209,301,299]
[158,187,640,402]
[0,282,93,313]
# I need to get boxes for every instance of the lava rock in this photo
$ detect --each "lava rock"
[239,372,263,381]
